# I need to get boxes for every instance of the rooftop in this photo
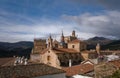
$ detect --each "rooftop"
[0,57,16,67]
[69,39,81,43]
[40,48,79,54]
[109,59,120,68]
[0,63,65,78]
[62,64,94,76]
[53,48,78,53]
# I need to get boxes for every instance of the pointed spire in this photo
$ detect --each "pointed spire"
[72,30,75,37]
[61,30,64,42]
[48,34,53,49]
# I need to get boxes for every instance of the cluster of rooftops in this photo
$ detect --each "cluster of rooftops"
[0,57,120,78]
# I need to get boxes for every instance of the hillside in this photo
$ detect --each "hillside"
[0,41,33,58]
[0,37,120,58]
[85,36,112,50]
[85,36,120,50]
[102,40,120,50]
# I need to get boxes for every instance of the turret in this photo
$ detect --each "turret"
[72,30,75,37]
[48,35,53,49]
[61,30,65,42]
[96,43,100,55]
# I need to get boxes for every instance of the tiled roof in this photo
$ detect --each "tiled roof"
[40,48,79,55]
[69,39,81,43]
[109,59,120,68]
[81,59,94,65]
[0,57,15,67]
[0,63,65,78]
[81,50,96,53]
[62,64,94,76]
[53,48,78,53]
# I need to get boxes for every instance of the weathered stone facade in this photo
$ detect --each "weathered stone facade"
[68,39,86,52]
[32,39,47,54]
[30,30,86,68]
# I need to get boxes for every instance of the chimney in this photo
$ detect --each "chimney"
[69,59,72,67]
[14,57,18,66]
[24,58,28,65]
[14,60,17,66]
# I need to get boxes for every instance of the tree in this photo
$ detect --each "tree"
[105,70,120,78]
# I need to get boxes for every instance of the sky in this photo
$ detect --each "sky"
[0,0,120,42]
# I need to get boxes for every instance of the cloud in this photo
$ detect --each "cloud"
[1,9,120,42]
[69,0,120,10]
[0,13,96,42]
[62,10,120,39]
[98,0,120,10]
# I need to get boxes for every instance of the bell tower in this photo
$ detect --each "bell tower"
[61,30,65,42]
[72,30,75,37]
[48,35,53,49]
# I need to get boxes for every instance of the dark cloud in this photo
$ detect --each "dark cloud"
[98,0,120,10]
[69,0,120,10]
[62,11,120,39]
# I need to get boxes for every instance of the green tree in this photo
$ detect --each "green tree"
[106,70,120,78]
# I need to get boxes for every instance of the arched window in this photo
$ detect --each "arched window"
[72,45,75,48]
[48,51,50,53]
[47,56,51,61]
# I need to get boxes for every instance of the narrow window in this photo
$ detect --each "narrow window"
[72,45,75,48]
[47,56,51,61]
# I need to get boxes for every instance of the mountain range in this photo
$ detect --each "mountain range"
[0,41,33,58]
[0,36,120,58]
[84,36,113,50]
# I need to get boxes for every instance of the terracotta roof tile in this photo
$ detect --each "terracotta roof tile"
[0,57,15,67]
[53,48,78,53]
[0,63,65,78]
[81,59,94,65]
[62,64,94,76]
[109,59,120,68]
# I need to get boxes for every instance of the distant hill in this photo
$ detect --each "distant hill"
[85,36,113,50]
[0,41,33,58]
[102,40,120,50]
[0,37,120,58]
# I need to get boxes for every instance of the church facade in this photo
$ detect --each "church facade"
[30,30,86,68]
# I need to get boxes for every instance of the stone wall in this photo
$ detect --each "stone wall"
[33,39,47,54]
[68,43,80,52]
[39,49,61,68]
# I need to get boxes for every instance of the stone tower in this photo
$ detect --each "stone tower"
[32,38,47,54]
[72,30,75,37]
[48,35,53,49]
[96,43,100,54]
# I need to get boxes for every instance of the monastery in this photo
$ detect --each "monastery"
[30,30,120,69]
[30,30,88,68]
